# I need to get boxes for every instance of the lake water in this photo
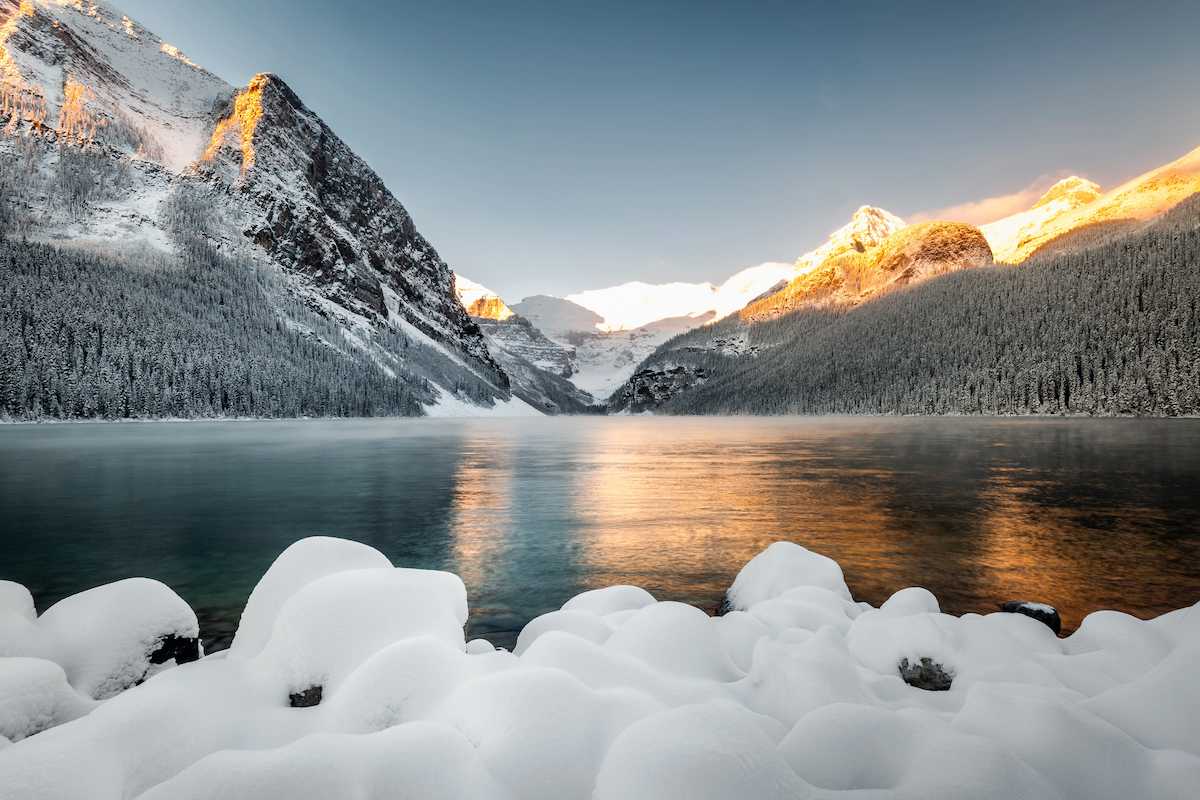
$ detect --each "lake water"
[2,417,1199,650]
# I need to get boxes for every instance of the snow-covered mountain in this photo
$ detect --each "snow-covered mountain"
[981,144,1200,263]
[1,0,514,416]
[563,262,794,333]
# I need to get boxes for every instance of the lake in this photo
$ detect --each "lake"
[2,417,1199,650]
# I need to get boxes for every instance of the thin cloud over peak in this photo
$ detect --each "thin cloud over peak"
[909,172,1076,226]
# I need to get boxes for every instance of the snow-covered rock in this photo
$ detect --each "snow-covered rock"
[2,536,1199,800]
[0,578,199,701]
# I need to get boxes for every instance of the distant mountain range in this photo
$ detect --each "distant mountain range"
[2,0,1198,419]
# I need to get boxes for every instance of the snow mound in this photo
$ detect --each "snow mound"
[0,578,198,701]
[1,537,1199,800]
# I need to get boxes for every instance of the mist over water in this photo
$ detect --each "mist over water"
[2,417,1198,650]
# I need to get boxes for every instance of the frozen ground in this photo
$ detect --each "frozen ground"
[0,537,1197,799]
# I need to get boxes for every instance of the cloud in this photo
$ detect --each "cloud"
[909,172,1075,226]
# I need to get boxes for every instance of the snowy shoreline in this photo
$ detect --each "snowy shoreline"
[1,537,1198,799]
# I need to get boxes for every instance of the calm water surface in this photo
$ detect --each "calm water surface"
[2,417,1199,650]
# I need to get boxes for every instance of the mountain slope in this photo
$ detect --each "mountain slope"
[982,144,1200,263]
[0,0,513,416]
[452,276,592,413]
[613,195,1200,415]
[611,216,995,411]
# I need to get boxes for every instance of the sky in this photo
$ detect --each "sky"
[116,0,1200,301]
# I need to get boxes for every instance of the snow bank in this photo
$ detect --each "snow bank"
[1,537,1198,800]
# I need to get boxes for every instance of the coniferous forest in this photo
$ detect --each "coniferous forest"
[0,237,433,420]
[646,197,1200,416]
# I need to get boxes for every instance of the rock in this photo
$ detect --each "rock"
[1000,601,1062,635]
[148,634,202,667]
[898,657,954,691]
[288,685,323,708]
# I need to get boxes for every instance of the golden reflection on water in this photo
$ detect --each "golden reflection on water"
[448,443,515,594]
[443,418,1200,633]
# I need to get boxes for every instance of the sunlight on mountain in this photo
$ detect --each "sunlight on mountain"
[202,74,267,174]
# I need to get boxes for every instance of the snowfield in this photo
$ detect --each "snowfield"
[1,537,1198,799]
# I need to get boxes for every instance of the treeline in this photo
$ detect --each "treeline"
[649,197,1200,416]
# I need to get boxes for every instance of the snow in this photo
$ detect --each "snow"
[1,536,1199,799]
[424,386,544,418]
[562,263,796,334]
[983,145,1200,263]
[1,577,198,700]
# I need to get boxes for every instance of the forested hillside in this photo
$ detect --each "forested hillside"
[0,235,503,420]
[620,196,1200,416]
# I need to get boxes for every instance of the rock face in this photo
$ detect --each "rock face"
[195,72,504,383]
[147,634,202,668]
[897,657,954,691]
[473,315,594,414]
[609,364,708,413]
[1000,601,1062,635]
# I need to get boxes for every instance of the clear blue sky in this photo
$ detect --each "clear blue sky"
[118,0,1200,301]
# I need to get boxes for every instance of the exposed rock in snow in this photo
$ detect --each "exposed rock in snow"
[1,536,1199,799]
[897,656,955,691]
[1001,601,1063,635]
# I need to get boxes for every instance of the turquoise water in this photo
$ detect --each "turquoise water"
[2,417,1199,649]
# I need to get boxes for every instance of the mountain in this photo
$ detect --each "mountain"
[453,275,592,413]
[623,197,1200,415]
[563,262,794,333]
[610,216,996,411]
[981,144,1200,263]
[1,0,518,419]
[980,177,1102,263]
[512,295,709,399]
[509,295,603,337]
[454,275,513,321]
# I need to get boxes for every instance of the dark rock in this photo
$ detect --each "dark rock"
[1000,601,1062,635]
[609,364,709,413]
[898,657,954,691]
[289,685,323,708]
[148,634,202,666]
